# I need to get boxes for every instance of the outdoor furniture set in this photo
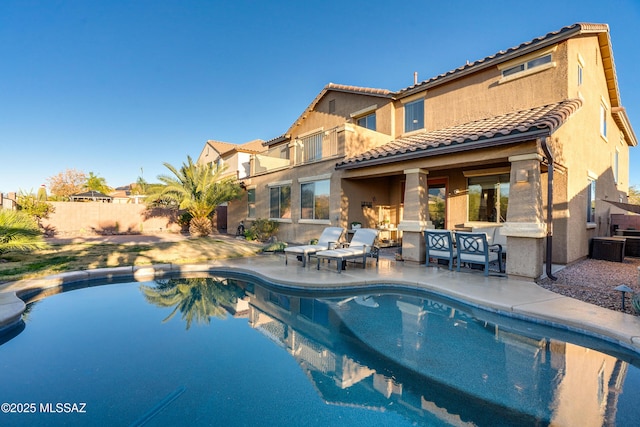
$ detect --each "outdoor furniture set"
[284,226,504,276]
[424,229,505,276]
[284,227,379,273]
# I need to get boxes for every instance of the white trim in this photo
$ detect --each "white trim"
[587,170,598,180]
[267,180,292,188]
[350,105,377,118]
[586,223,597,229]
[298,219,332,225]
[498,62,556,84]
[498,45,557,71]
[298,173,332,183]
[577,53,585,67]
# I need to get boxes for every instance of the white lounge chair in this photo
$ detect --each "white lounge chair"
[315,228,379,273]
[284,227,345,267]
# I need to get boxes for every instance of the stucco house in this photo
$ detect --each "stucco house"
[197,139,265,180]
[220,23,636,280]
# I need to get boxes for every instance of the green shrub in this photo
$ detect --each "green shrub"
[0,210,46,255]
[245,218,279,242]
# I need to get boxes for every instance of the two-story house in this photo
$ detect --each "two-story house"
[224,23,636,280]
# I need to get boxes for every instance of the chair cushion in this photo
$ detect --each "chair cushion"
[284,244,326,255]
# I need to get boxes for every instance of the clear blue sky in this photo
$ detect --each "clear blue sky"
[1,0,639,194]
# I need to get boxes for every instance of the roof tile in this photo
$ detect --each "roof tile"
[338,99,582,168]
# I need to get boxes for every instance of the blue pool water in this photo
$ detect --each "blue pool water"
[1,274,639,426]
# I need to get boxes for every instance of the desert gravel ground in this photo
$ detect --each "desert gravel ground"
[537,257,640,316]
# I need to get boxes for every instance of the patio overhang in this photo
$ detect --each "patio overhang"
[336,128,550,170]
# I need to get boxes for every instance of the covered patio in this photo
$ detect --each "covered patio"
[335,100,583,280]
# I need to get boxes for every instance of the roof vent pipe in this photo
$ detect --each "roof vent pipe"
[414,72,418,85]
[541,136,557,281]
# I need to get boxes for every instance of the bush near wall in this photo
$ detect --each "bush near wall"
[40,202,182,236]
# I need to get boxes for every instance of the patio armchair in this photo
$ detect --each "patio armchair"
[454,231,504,276]
[424,229,457,270]
[315,228,379,273]
[284,227,345,267]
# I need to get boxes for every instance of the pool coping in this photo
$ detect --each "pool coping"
[1,255,639,354]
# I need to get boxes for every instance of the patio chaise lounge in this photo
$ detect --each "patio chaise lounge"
[284,226,345,267]
[424,229,457,270]
[454,231,504,276]
[315,228,379,273]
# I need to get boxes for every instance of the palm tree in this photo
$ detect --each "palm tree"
[147,156,243,236]
[140,277,246,329]
[85,172,113,194]
[0,210,46,256]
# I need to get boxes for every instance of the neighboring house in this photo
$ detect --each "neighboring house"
[197,139,265,180]
[197,139,266,232]
[226,23,637,280]
[69,191,113,203]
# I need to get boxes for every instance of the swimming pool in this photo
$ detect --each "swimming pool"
[1,274,639,426]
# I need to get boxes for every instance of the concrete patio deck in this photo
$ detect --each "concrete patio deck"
[1,251,639,354]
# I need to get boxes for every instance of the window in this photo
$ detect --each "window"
[587,178,596,223]
[467,174,509,223]
[502,54,552,78]
[329,99,335,114]
[614,150,619,184]
[600,103,608,139]
[300,298,329,325]
[404,99,424,132]
[247,188,256,218]
[356,113,376,131]
[578,63,583,86]
[301,179,330,220]
[269,185,291,219]
[268,291,290,310]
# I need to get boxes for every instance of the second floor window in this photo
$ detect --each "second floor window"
[600,103,608,139]
[502,53,552,78]
[301,179,330,220]
[356,113,376,131]
[269,185,291,219]
[404,99,424,132]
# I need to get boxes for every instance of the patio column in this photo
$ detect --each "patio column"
[398,168,432,263]
[501,154,546,280]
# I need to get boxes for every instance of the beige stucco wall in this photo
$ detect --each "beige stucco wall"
[298,91,393,137]
[392,43,571,137]
[548,36,633,263]
[42,202,181,236]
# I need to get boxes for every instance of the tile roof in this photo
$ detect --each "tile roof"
[237,139,266,153]
[397,23,610,98]
[206,140,238,155]
[337,99,583,169]
[283,82,393,139]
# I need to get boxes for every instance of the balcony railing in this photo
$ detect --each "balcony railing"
[250,127,342,176]
[294,128,339,165]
